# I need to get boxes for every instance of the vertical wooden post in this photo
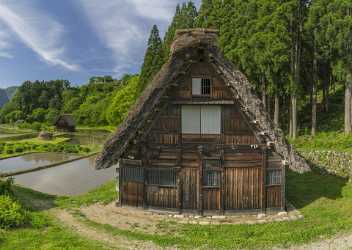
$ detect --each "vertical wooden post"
[141,145,148,209]
[198,146,204,215]
[119,164,123,207]
[117,163,123,207]
[176,148,182,213]
[281,161,286,210]
[220,148,225,214]
[262,147,267,212]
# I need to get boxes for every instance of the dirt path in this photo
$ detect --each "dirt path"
[53,209,171,250]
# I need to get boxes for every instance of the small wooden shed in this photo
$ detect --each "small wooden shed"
[96,29,310,214]
[54,114,75,132]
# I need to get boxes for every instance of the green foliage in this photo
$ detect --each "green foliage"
[4,110,24,124]
[106,75,140,126]
[0,141,91,158]
[0,178,14,196]
[138,25,164,93]
[0,195,27,229]
[28,108,47,123]
[163,1,198,59]
[291,132,352,153]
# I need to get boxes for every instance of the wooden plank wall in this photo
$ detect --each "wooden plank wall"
[181,168,199,209]
[203,188,221,210]
[121,182,144,207]
[224,167,263,210]
[146,186,177,208]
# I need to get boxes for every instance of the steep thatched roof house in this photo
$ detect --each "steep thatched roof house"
[96,29,310,214]
[54,114,75,132]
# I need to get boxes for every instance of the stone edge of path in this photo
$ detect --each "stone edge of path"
[0,152,99,178]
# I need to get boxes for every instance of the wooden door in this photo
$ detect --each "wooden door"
[181,168,199,210]
[224,167,263,210]
[202,159,222,211]
[120,167,144,207]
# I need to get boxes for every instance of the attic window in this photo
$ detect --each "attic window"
[192,78,211,96]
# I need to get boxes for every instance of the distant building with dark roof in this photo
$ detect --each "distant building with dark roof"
[54,114,75,132]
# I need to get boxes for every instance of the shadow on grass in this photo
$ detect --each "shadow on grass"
[286,167,348,209]
[12,185,57,211]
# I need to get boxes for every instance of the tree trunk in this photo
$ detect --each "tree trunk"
[292,95,297,139]
[312,37,317,136]
[289,95,293,137]
[262,81,267,110]
[311,82,317,136]
[345,72,352,134]
[267,95,272,118]
[274,94,279,127]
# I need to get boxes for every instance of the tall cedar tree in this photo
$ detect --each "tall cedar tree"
[138,25,164,93]
[163,2,198,60]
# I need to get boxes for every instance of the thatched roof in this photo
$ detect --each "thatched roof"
[95,28,310,173]
[54,114,75,127]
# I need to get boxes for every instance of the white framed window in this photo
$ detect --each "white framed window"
[192,78,211,96]
[181,105,221,134]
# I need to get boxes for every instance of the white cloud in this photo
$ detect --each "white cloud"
[0,2,79,71]
[0,29,13,59]
[129,0,177,21]
[78,0,183,76]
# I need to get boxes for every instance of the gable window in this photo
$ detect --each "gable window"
[192,78,211,96]
[181,105,221,134]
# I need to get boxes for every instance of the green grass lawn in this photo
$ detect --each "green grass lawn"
[291,132,352,153]
[2,168,351,249]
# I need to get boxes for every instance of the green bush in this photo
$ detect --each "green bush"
[0,195,27,229]
[0,178,13,196]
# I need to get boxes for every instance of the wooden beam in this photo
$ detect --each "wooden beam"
[198,146,204,215]
[262,148,268,212]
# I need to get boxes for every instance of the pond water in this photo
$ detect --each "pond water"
[59,132,111,146]
[0,153,78,174]
[13,156,116,196]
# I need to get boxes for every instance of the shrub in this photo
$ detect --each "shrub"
[0,178,13,196]
[0,195,27,229]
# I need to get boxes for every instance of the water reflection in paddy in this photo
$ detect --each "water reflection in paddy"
[0,153,78,173]
[14,156,116,196]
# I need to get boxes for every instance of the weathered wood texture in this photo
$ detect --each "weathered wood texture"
[224,166,263,210]
[146,186,177,208]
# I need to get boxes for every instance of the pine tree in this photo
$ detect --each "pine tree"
[138,25,164,93]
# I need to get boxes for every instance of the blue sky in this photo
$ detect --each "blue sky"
[0,0,200,88]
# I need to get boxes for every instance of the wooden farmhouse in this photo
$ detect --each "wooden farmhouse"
[54,114,76,132]
[96,29,310,214]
